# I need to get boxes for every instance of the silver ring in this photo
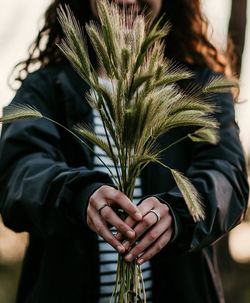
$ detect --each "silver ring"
[97,204,110,215]
[147,209,160,223]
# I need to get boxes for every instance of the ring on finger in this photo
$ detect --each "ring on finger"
[97,203,110,215]
[146,209,160,223]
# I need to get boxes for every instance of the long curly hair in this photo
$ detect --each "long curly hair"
[10,0,232,88]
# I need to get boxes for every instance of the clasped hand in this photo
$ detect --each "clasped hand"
[87,185,173,265]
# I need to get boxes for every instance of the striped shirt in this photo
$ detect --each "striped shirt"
[93,78,152,303]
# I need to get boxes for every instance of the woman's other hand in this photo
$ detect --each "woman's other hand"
[117,197,173,264]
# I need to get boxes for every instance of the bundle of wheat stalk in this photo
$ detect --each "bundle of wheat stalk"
[0,0,238,302]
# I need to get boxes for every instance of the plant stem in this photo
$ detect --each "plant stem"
[102,114,123,190]
[44,116,119,185]
[158,134,191,154]
[92,88,123,189]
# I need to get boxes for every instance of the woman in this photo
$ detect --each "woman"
[0,0,248,302]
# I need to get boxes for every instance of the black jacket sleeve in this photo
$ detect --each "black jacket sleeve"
[156,70,249,253]
[0,69,112,238]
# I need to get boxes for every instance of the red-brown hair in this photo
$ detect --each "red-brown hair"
[161,0,231,74]
[10,0,233,88]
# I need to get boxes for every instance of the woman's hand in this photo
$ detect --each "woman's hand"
[116,197,173,265]
[87,185,142,254]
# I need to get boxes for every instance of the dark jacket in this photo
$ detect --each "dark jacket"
[0,63,248,303]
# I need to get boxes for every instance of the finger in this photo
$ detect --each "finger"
[115,197,156,241]
[124,220,168,262]
[122,209,161,250]
[98,204,135,240]
[88,204,127,252]
[92,215,126,254]
[92,186,142,222]
[114,215,137,241]
[137,230,172,265]
[126,198,171,245]
[107,188,142,221]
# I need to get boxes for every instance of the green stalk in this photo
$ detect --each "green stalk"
[44,116,119,186]
[158,134,189,154]
[158,127,217,155]
[101,113,123,190]
[92,88,123,190]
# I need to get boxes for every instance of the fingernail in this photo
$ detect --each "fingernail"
[123,240,130,250]
[125,253,133,262]
[126,230,134,239]
[137,258,144,265]
[117,245,125,254]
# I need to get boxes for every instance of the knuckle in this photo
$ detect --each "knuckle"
[88,195,95,205]
[148,230,158,241]
[142,216,152,227]
[151,196,160,204]
[100,185,110,196]
[113,191,122,201]
[130,251,137,259]
[162,205,170,216]
[164,212,173,228]
[95,224,102,234]
[127,205,134,214]
[124,217,133,227]
[108,240,116,249]
[135,244,143,254]
[105,234,113,243]
[166,231,172,244]
[117,222,127,233]
[131,246,140,256]
[101,211,110,220]
[100,185,115,198]
[156,242,164,252]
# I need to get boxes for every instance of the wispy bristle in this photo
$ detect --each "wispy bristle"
[188,127,219,145]
[0,104,42,123]
[171,169,205,222]
[203,76,239,93]
[57,5,92,83]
